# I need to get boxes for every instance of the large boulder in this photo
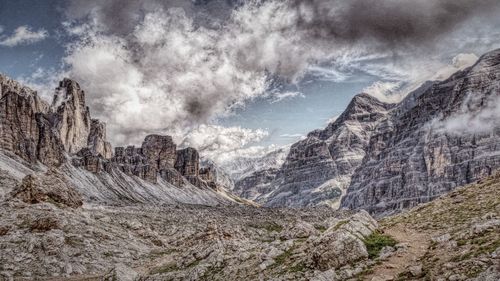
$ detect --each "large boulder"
[10,169,83,208]
[309,211,377,270]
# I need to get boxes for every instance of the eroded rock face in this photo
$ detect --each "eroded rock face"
[10,169,83,208]
[235,94,393,207]
[234,168,278,201]
[175,147,199,177]
[35,114,66,167]
[51,79,92,154]
[341,49,500,216]
[175,147,208,188]
[200,158,235,190]
[0,75,49,164]
[88,119,112,159]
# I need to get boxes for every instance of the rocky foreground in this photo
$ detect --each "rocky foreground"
[0,172,499,280]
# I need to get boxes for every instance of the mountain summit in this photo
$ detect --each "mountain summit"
[0,74,244,206]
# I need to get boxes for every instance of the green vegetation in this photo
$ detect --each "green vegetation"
[272,248,294,268]
[333,220,349,231]
[353,266,374,281]
[314,224,327,232]
[150,263,179,274]
[288,262,306,273]
[363,231,397,259]
[249,221,283,233]
[200,264,225,280]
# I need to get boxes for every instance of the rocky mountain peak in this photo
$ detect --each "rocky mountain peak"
[341,48,500,216]
[142,134,177,170]
[309,93,394,141]
[339,93,394,122]
[0,74,239,206]
[51,78,92,154]
[234,92,394,208]
[470,48,500,74]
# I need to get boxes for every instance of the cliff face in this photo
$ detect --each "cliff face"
[234,49,500,214]
[88,119,113,159]
[51,79,92,154]
[264,94,394,208]
[0,75,64,166]
[0,74,238,206]
[341,49,500,216]
[234,94,394,208]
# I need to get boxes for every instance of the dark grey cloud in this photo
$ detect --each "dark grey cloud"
[66,0,500,47]
[65,0,239,34]
[288,0,500,48]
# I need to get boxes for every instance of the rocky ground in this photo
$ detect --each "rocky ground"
[363,172,500,281]
[0,202,383,281]
[0,168,498,281]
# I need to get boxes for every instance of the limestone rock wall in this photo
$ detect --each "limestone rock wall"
[51,79,91,154]
[341,49,500,216]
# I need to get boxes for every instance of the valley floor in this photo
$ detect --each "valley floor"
[0,174,499,281]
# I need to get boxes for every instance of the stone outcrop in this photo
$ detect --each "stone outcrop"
[341,49,500,216]
[50,79,91,154]
[88,119,113,159]
[309,211,377,270]
[10,168,83,208]
[35,113,66,166]
[175,147,199,177]
[110,137,186,186]
[200,158,235,190]
[0,75,67,167]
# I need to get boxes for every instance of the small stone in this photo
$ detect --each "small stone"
[408,264,423,277]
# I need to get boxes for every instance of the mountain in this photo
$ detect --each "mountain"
[220,147,289,182]
[234,49,500,214]
[0,75,243,206]
[235,93,394,208]
[341,49,500,216]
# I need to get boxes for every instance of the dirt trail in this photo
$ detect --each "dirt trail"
[364,224,432,280]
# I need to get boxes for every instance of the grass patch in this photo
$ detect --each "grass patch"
[150,263,179,275]
[333,220,349,231]
[249,221,283,233]
[363,231,397,259]
[288,262,306,273]
[353,266,374,281]
[314,224,327,232]
[273,248,293,266]
[200,264,225,280]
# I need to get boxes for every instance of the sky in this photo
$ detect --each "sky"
[1,0,500,164]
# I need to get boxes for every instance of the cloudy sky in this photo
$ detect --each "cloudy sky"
[1,0,500,164]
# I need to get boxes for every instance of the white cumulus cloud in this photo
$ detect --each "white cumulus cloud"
[180,125,270,164]
[362,81,403,103]
[0,26,48,47]
[271,91,305,103]
[437,95,500,135]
